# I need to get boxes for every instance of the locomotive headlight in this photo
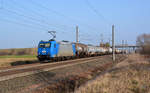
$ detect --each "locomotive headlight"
[42,50,46,53]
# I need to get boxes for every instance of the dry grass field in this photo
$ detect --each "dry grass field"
[0,48,37,67]
[75,54,150,93]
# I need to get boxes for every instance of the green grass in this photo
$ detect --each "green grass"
[0,55,37,58]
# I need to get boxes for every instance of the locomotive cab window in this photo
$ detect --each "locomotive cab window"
[39,43,50,48]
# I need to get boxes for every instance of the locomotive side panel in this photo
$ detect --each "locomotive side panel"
[57,43,75,57]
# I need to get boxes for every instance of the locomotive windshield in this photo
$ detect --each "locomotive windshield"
[39,43,50,48]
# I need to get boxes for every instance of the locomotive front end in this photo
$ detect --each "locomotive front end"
[37,41,51,61]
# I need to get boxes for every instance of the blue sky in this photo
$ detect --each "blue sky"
[0,0,150,49]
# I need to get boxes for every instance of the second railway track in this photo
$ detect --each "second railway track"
[0,56,104,82]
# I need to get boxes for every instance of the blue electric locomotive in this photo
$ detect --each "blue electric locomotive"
[37,40,76,61]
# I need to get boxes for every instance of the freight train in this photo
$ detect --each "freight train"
[37,39,114,61]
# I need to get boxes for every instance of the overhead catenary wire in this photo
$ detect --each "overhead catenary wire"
[5,9,53,28]
[84,0,115,44]
[1,9,75,40]
[28,0,98,31]
[0,18,70,41]
[9,0,98,40]
[2,0,74,30]
[30,0,98,41]
[84,0,112,26]
[8,0,74,30]
[0,18,48,31]
[3,8,67,31]
[1,0,99,43]
[0,2,66,33]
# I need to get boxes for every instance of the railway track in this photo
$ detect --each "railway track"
[0,57,96,73]
[0,56,104,82]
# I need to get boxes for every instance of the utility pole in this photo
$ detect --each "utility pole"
[100,34,104,44]
[112,25,115,61]
[122,40,124,54]
[125,40,128,54]
[76,26,79,43]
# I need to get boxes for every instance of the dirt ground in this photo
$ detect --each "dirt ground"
[75,54,150,93]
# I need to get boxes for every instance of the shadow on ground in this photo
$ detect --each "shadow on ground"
[11,60,39,66]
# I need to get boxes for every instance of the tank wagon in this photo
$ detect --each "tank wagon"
[37,39,113,61]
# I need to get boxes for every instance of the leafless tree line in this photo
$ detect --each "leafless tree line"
[0,48,37,56]
[137,34,150,55]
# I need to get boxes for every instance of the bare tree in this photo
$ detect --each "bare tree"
[137,34,150,55]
